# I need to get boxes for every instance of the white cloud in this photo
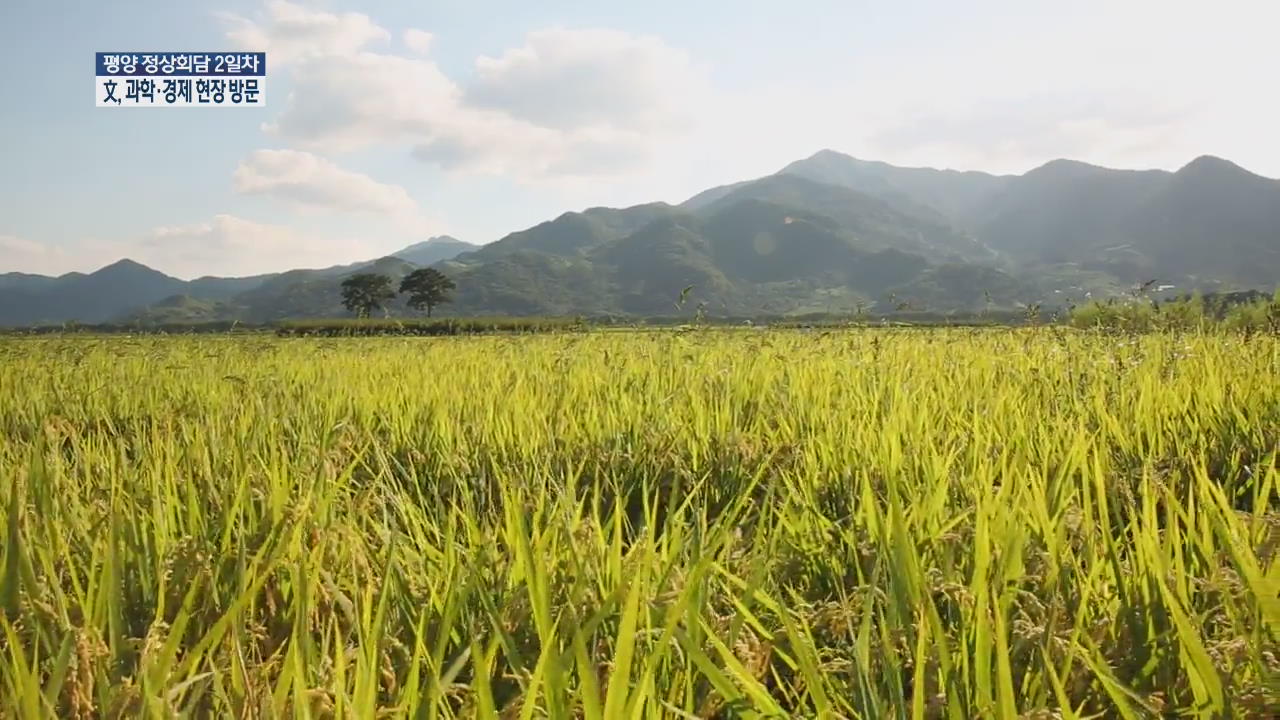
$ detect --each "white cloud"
[233,4,702,181]
[216,0,1280,219]
[137,215,380,278]
[720,0,1278,177]
[262,51,461,152]
[866,93,1191,173]
[409,111,653,179]
[403,28,434,55]
[263,46,668,180]
[220,0,389,65]
[234,149,418,214]
[467,28,702,133]
[1,218,395,280]
[0,235,68,276]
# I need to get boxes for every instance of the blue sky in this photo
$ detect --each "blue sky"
[1,0,1276,278]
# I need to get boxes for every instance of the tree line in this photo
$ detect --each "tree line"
[340,268,456,318]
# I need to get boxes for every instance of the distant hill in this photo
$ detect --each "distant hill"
[428,178,1016,316]
[454,204,679,264]
[391,236,475,266]
[0,272,61,292]
[118,294,244,325]
[779,150,1280,292]
[693,174,995,264]
[969,155,1280,288]
[3,150,1277,326]
[0,238,470,326]
[1130,156,1280,288]
[778,150,1011,226]
[226,256,421,322]
[187,274,280,299]
[0,260,189,326]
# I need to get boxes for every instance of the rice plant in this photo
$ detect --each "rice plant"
[0,328,1276,718]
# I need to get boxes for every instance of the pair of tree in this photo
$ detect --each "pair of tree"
[340,268,456,318]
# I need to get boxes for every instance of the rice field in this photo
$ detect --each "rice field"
[0,329,1277,718]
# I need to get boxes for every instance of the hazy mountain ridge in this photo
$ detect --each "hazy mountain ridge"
[391,236,477,266]
[783,150,1280,291]
[0,260,188,326]
[778,150,1013,227]
[2,151,1277,325]
[0,240,478,326]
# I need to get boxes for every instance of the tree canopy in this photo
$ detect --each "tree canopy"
[399,268,456,317]
[340,273,396,318]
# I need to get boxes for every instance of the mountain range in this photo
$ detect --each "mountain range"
[2,151,1278,326]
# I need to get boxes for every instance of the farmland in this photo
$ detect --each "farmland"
[0,329,1277,717]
